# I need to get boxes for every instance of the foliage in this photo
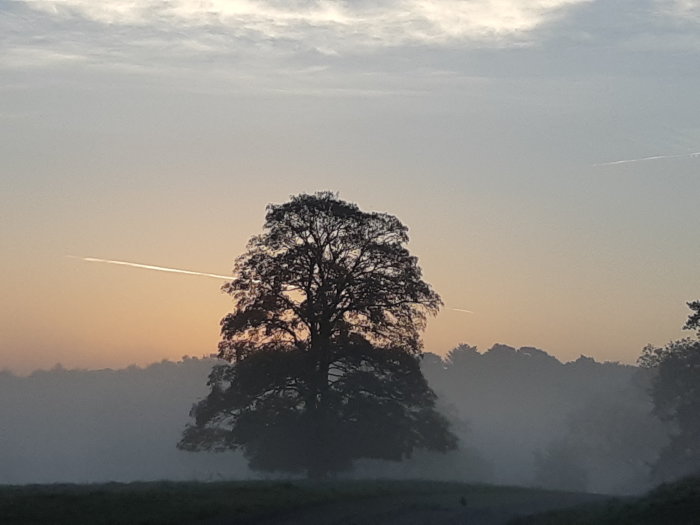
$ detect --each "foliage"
[532,386,667,495]
[638,302,700,482]
[683,300,700,336]
[533,439,589,493]
[179,192,455,477]
[421,343,652,493]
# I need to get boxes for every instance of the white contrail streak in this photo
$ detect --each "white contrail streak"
[68,256,231,280]
[450,308,474,314]
[69,257,472,310]
[593,151,700,167]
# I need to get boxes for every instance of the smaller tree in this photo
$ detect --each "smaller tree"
[639,302,700,482]
[533,439,589,493]
[534,386,667,494]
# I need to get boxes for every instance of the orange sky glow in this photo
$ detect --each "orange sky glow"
[1,0,699,373]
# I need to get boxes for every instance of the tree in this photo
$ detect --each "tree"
[533,385,667,494]
[178,192,456,478]
[683,300,700,336]
[638,302,700,482]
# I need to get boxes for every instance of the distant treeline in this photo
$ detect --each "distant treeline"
[421,345,665,494]
[0,358,248,484]
[0,347,669,493]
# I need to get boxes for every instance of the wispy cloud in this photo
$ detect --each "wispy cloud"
[593,151,700,167]
[68,256,231,280]
[7,0,700,91]
[657,0,700,20]
[0,47,88,69]
[21,0,592,50]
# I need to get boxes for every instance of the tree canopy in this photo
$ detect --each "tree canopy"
[639,302,700,482]
[179,192,456,477]
[683,300,700,336]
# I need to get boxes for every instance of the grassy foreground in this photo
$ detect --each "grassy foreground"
[0,480,605,525]
[511,476,700,525]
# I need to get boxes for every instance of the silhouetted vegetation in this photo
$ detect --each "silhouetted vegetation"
[0,347,671,491]
[0,358,249,484]
[179,193,455,478]
[419,344,666,493]
[6,302,700,497]
[637,301,700,483]
[683,300,700,336]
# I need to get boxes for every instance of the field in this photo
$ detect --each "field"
[0,480,607,525]
[512,476,700,525]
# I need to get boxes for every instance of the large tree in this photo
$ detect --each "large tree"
[179,192,456,478]
[638,301,700,482]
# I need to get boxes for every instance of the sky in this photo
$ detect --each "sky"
[1,0,699,374]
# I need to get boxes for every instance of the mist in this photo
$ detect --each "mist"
[0,346,668,494]
[0,358,249,484]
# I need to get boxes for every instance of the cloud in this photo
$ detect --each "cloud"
[6,0,700,96]
[658,0,700,20]
[21,0,593,50]
[0,47,88,69]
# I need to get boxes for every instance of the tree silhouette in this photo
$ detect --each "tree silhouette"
[179,192,456,478]
[683,300,700,336]
[639,301,700,482]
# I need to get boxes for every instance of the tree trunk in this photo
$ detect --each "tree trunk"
[306,328,331,479]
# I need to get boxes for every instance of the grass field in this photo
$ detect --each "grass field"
[0,480,607,525]
[511,476,700,525]
[6,477,696,525]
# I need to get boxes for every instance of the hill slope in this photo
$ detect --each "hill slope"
[0,480,606,525]
[511,476,700,525]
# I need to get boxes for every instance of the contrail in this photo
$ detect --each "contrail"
[593,151,700,167]
[68,256,231,280]
[450,308,473,314]
[69,257,467,304]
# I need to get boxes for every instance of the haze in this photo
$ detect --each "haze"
[0,349,666,494]
[2,0,700,374]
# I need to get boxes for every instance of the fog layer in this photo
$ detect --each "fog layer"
[0,347,667,494]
